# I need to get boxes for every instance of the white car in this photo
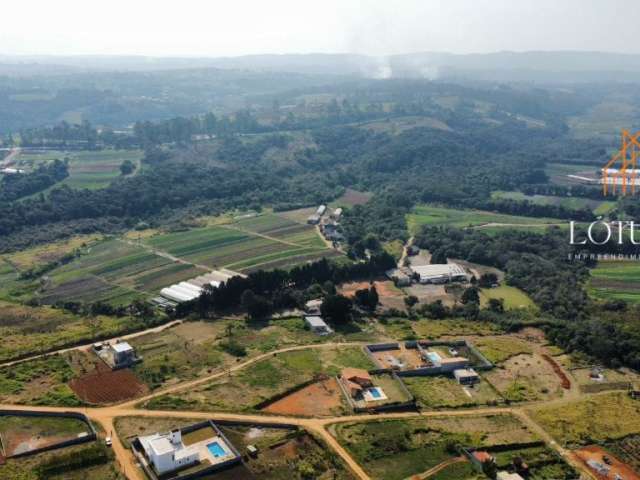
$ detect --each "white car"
[105,437,113,447]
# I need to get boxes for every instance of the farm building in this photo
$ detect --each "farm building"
[340,368,373,398]
[95,341,139,369]
[385,268,412,287]
[307,214,321,225]
[305,299,323,314]
[304,315,332,335]
[331,207,343,220]
[317,205,327,216]
[160,282,202,303]
[454,368,480,385]
[410,263,467,284]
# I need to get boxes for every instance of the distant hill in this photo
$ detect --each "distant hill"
[3,51,640,82]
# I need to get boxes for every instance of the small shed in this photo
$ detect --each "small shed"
[304,316,332,335]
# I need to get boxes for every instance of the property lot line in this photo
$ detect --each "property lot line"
[0,320,184,369]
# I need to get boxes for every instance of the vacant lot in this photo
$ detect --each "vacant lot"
[332,414,537,480]
[589,261,640,303]
[0,355,81,406]
[406,204,562,235]
[144,346,375,412]
[484,353,564,402]
[479,285,536,311]
[404,376,502,408]
[262,377,347,417]
[340,280,405,310]
[0,415,90,456]
[0,442,121,480]
[0,300,139,362]
[573,445,640,480]
[473,336,534,364]
[528,392,640,447]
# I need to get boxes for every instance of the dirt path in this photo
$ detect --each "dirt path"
[407,456,466,479]
[118,238,213,272]
[1,147,20,167]
[0,320,183,368]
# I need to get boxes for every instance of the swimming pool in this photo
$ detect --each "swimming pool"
[426,351,442,363]
[369,387,383,399]
[207,441,227,458]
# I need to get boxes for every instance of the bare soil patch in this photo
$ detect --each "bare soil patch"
[262,377,346,417]
[573,445,640,480]
[69,367,148,404]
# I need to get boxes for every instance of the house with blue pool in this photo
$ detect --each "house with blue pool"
[134,420,241,480]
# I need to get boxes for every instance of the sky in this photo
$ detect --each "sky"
[1,0,638,57]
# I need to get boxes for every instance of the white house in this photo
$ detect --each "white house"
[497,473,525,480]
[139,430,200,475]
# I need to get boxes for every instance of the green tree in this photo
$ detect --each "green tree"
[321,294,353,325]
[119,159,136,175]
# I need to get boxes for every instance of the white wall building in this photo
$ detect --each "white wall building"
[305,315,332,335]
[410,263,467,284]
[139,430,200,475]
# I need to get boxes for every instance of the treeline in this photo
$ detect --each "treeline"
[0,148,342,239]
[176,253,396,317]
[466,198,595,222]
[520,183,606,201]
[414,226,591,320]
[0,159,68,202]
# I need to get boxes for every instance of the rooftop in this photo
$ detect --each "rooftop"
[440,356,469,364]
[112,342,133,353]
[411,263,466,277]
[474,451,493,463]
[342,368,372,382]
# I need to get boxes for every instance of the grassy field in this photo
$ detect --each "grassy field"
[407,205,562,234]
[0,442,122,480]
[403,376,502,408]
[0,300,142,363]
[473,336,534,364]
[479,285,537,311]
[589,261,640,303]
[332,415,537,480]
[14,149,143,190]
[527,392,640,447]
[0,355,81,406]
[143,346,375,413]
[491,190,615,215]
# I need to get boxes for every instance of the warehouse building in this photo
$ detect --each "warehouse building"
[410,263,468,284]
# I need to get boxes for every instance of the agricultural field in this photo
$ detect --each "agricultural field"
[406,204,562,234]
[0,442,122,480]
[331,415,538,480]
[589,260,640,303]
[491,190,615,215]
[37,238,207,305]
[145,213,337,272]
[142,346,375,413]
[0,234,102,272]
[527,392,640,447]
[0,414,91,456]
[115,417,353,480]
[403,375,502,408]
[0,300,141,363]
[13,148,143,190]
[479,285,537,311]
[1,212,340,307]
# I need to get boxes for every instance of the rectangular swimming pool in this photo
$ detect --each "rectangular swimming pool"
[207,441,227,458]
[426,351,442,363]
[369,387,383,399]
